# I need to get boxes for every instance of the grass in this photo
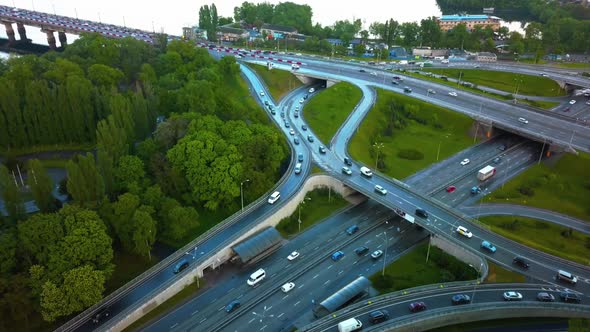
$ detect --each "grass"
[311,165,324,174]
[349,88,476,180]
[275,187,349,237]
[555,62,590,69]
[484,262,526,283]
[249,63,303,101]
[105,252,160,294]
[122,279,205,332]
[483,152,590,221]
[370,242,477,294]
[422,68,565,97]
[38,159,70,168]
[516,98,560,110]
[303,82,362,145]
[478,215,590,265]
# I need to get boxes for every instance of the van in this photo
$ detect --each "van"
[173,258,190,274]
[518,117,528,124]
[268,191,281,204]
[247,268,266,286]
[337,317,362,332]
[294,163,302,174]
[557,270,577,284]
[360,166,373,177]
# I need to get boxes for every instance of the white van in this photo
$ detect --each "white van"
[294,163,302,174]
[247,268,266,286]
[268,191,281,204]
[557,270,577,284]
[337,317,362,332]
[360,166,373,177]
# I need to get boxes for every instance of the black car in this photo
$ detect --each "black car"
[225,300,241,313]
[319,146,326,154]
[92,308,111,324]
[451,294,471,305]
[264,100,269,106]
[403,86,412,93]
[369,310,389,324]
[512,256,530,269]
[359,69,366,73]
[560,292,581,303]
[307,135,314,142]
[344,157,353,166]
[391,80,399,85]
[355,246,369,255]
[302,124,308,131]
[304,94,308,99]
[537,292,555,302]
[415,208,428,218]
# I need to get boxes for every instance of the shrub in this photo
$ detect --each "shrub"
[397,149,424,160]
[518,185,535,196]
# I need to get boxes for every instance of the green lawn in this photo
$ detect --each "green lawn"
[275,187,349,237]
[478,215,590,265]
[484,262,526,283]
[422,68,565,97]
[349,88,476,180]
[370,242,477,294]
[555,62,590,69]
[249,63,303,101]
[483,152,590,221]
[516,98,560,110]
[122,279,205,332]
[303,82,362,145]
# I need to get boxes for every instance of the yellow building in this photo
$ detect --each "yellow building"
[437,15,501,32]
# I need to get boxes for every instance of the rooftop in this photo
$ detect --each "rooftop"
[440,14,493,21]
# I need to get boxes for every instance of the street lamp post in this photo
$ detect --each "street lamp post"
[298,197,311,233]
[436,134,450,161]
[470,262,483,303]
[240,179,250,213]
[373,142,384,170]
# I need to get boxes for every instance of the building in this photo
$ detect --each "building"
[260,23,298,39]
[182,26,206,41]
[437,15,501,32]
[216,26,249,42]
[476,52,497,62]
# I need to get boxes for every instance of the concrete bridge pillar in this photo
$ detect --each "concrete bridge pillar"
[473,119,494,139]
[58,31,67,47]
[16,22,28,41]
[3,22,16,44]
[42,29,57,49]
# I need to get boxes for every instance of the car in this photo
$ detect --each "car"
[409,302,426,312]
[369,310,390,324]
[564,107,571,112]
[298,153,304,162]
[451,294,471,305]
[287,251,300,260]
[480,240,497,253]
[448,91,458,97]
[518,117,529,124]
[355,246,369,255]
[294,111,299,118]
[331,251,344,261]
[537,292,555,302]
[299,99,304,104]
[92,308,111,324]
[371,250,383,259]
[474,65,480,68]
[503,291,523,301]
[281,282,295,293]
[289,129,295,135]
[319,146,326,154]
[344,157,353,166]
[446,186,456,193]
[301,124,308,131]
[569,100,576,105]
[346,225,359,235]
[259,91,265,96]
[284,122,290,128]
[427,89,436,94]
[393,76,401,80]
[586,100,590,105]
[460,158,470,166]
[268,191,281,204]
[342,166,352,175]
[370,72,377,76]
[493,157,501,164]
[303,94,308,100]
[540,73,548,77]
[359,69,366,72]
[512,256,530,269]
[456,226,473,238]
[225,300,241,313]
[415,208,428,218]
[498,144,507,151]
[391,80,400,85]
[309,88,315,93]
[560,291,581,303]
[294,137,300,145]
[264,100,269,106]
[404,87,412,93]
[270,109,276,115]
[307,135,314,142]
[374,185,387,195]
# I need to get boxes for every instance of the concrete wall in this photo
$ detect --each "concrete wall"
[110,175,358,332]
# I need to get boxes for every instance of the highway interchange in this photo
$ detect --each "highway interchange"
[3,6,590,331]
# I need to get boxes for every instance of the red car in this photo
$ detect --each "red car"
[409,301,427,312]
[446,186,457,193]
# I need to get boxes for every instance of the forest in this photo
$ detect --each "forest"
[0,33,288,330]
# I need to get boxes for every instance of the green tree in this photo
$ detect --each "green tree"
[17,213,64,265]
[272,2,313,34]
[0,164,25,223]
[163,205,199,241]
[65,154,105,207]
[27,159,54,212]
[400,22,421,47]
[114,155,146,191]
[130,208,157,258]
[353,43,366,57]
[420,17,442,47]
[96,115,128,164]
[0,230,17,276]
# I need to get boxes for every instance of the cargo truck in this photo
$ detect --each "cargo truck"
[477,165,496,181]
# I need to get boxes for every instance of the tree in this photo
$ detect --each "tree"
[353,43,366,57]
[96,115,128,164]
[27,159,54,212]
[130,208,157,258]
[0,164,25,223]
[272,2,313,34]
[17,213,64,265]
[65,153,105,207]
[420,17,442,47]
[0,230,17,276]
[114,155,145,192]
[400,22,421,47]
[218,16,233,26]
[163,205,199,241]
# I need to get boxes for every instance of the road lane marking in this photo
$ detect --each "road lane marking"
[278,313,285,318]
[249,318,256,324]
[170,323,178,329]
[199,318,207,324]
[283,294,289,300]
[261,325,267,331]
[228,287,235,292]
[353,260,358,264]
[338,270,343,275]
[298,284,305,289]
[237,294,244,299]
[267,305,273,310]
[313,274,319,279]
[218,306,224,311]
[327,265,333,269]
[324,280,330,285]
[191,310,199,316]
[314,246,319,250]
[271,273,277,278]
[294,301,301,306]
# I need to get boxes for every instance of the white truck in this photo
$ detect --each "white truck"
[338,317,362,332]
[360,166,373,177]
[477,165,496,181]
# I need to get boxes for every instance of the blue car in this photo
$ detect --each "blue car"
[331,251,344,261]
[346,225,359,235]
[481,240,497,253]
[225,300,240,313]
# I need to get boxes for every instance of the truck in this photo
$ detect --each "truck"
[477,165,496,181]
[338,317,362,332]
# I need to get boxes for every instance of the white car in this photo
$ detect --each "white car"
[308,88,315,93]
[460,158,470,166]
[299,99,304,104]
[370,72,377,76]
[586,100,590,105]
[374,185,388,195]
[281,282,295,293]
[289,129,295,135]
[260,91,265,96]
[268,191,281,204]
[456,226,473,238]
[448,91,458,97]
[427,89,436,94]
[569,100,576,105]
[503,291,523,301]
[342,166,352,175]
[287,251,300,261]
[518,117,529,124]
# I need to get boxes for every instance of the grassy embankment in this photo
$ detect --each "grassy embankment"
[249,63,303,101]
[349,88,475,179]
[303,82,362,145]
[276,187,349,237]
